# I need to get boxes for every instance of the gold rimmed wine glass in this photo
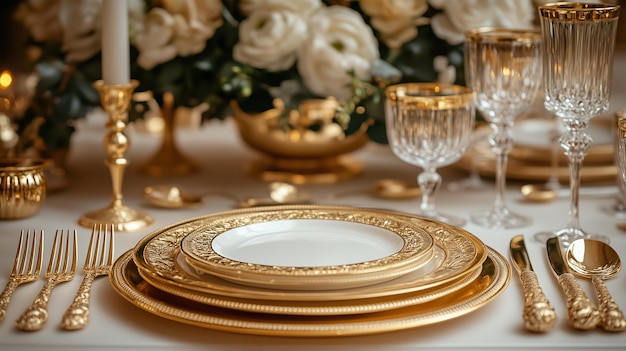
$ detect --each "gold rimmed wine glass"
[534,2,620,246]
[465,27,542,229]
[385,83,475,227]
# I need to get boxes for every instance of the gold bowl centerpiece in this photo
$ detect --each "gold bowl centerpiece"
[233,98,370,183]
[0,158,48,219]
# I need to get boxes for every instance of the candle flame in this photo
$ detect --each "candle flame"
[0,71,12,89]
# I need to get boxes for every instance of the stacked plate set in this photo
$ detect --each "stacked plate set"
[109,205,510,337]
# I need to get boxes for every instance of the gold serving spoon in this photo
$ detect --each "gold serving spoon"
[566,238,626,332]
[520,184,616,203]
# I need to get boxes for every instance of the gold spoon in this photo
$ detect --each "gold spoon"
[270,179,422,201]
[144,179,421,209]
[143,184,294,209]
[520,184,616,203]
[566,238,626,332]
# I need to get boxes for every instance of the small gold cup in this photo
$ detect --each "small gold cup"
[0,159,49,219]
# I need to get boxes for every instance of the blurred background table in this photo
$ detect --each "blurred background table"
[0,53,625,351]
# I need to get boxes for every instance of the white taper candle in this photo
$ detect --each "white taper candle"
[101,0,130,85]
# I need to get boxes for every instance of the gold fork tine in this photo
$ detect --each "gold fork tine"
[60,224,114,330]
[16,229,77,331]
[0,230,44,323]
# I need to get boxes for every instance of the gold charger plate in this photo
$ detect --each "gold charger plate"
[141,243,481,316]
[179,210,434,291]
[134,205,487,301]
[110,247,509,337]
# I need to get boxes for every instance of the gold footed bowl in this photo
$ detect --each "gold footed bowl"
[233,99,370,184]
[0,159,49,219]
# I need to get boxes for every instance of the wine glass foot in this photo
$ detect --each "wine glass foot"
[470,209,531,229]
[600,200,626,220]
[447,173,488,192]
[417,211,466,227]
[532,227,610,246]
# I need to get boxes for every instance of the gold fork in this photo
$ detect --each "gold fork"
[15,229,77,331]
[0,230,44,323]
[60,224,114,330]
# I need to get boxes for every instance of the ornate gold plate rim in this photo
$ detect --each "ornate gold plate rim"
[140,244,481,316]
[178,210,435,290]
[109,247,509,337]
[132,205,487,301]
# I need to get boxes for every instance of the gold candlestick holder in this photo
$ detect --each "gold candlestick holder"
[138,92,199,176]
[78,80,154,232]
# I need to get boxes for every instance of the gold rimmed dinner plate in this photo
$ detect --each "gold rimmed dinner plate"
[133,205,487,301]
[110,247,510,337]
[139,243,481,316]
[179,209,434,291]
[144,256,481,316]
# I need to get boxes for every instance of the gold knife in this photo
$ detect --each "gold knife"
[546,236,600,330]
[510,234,557,332]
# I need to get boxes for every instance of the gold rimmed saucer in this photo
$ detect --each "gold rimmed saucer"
[109,247,509,337]
[133,205,487,301]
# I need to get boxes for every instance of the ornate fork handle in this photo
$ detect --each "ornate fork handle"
[558,273,600,330]
[60,272,96,330]
[520,270,557,332]
[0,279,20,322]
[591,275,626,332]
[15,278,59,331]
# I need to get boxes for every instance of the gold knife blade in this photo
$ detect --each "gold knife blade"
[509,234,557,332]
[546,236,600,330]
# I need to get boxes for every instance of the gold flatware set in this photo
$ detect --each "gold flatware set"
[510,235,625,333]
[0,225,113,331]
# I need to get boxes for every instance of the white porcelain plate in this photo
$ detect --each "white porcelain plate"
[211,219,404,267]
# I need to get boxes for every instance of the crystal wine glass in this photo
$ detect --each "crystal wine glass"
[534,3,620,246]
[385,83,475,226]
[465,28,542,229]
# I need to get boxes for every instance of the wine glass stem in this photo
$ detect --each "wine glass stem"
[560,126,592,239]
[418,168,441,217]
[491,121,513,215]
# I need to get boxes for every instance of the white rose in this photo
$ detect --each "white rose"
[135,0,223,69]
[163,0,223,56]
[359,0,429,50]
[58,0,102,63]
[135,8,178,69]
[233,6,308,71]
[297,6,379,101]
[429,0,535,45]
[15,0,63,43]
[239,0,322,17]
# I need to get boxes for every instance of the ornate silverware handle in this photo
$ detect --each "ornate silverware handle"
[60,273,96,330]
[591,275,626,332]
[520,270,557,332]
[0,279,19,322]
[558,273,600,330]
[15,279,57,331]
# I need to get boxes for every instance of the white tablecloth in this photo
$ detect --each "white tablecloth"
[1,52,625,351]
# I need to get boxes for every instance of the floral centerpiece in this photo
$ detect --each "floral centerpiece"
[13,0,535,152]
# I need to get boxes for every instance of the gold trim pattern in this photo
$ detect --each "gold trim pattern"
[109,247,510,337]
[133,205,486,301]
[143,258,481,316]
